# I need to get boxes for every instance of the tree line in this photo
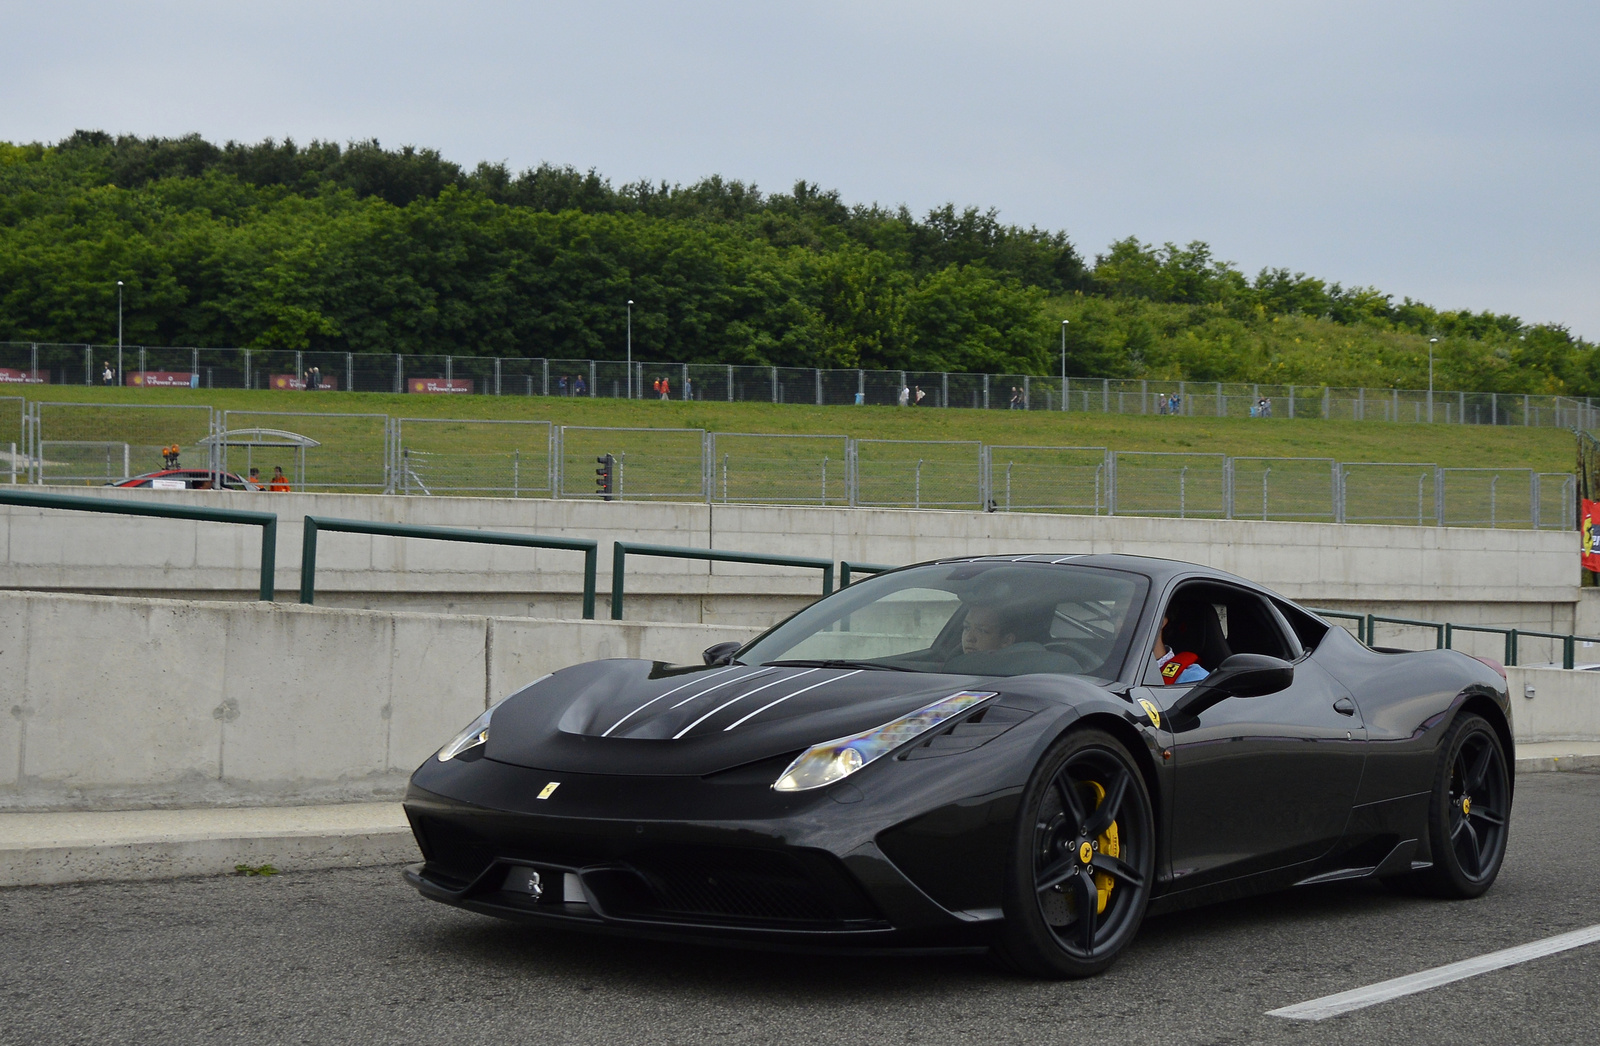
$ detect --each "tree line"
[0,132,1593,394]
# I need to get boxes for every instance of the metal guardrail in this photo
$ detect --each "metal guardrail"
[1366,614,1447,649]
[839,561,897,587]
[0,489,277,600]
[1315,606,1600,669]
[610,542,835,620]
[1309,608,1368,644]
[298,515,598,618]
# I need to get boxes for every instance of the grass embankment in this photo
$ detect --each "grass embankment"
[14,383,1575,473]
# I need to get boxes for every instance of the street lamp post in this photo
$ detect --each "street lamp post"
[116,281,124,385]
[626,299,633,399]
[1060,320,1069,411]
[1428,337,1438,423]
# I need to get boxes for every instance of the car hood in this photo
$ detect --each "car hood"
[483,659,1085,777]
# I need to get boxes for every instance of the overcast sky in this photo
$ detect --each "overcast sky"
[5,1,1597,336]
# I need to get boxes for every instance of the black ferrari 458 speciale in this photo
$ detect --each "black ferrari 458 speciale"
[403,554,1513,977]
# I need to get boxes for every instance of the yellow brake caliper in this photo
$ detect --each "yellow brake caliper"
[1083,780,1120,914]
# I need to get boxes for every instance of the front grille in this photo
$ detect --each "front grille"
[594,847,883,928]
[411,809,885,929]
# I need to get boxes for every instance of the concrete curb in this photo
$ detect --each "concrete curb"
[1516,754,1600,774]
[0,804,415,888]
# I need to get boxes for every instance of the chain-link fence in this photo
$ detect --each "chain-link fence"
[1338,463,1439,525]
[34,402,214,485]
[852,440,984,510]
[12,392,1579,529]
[706,433,850,505]
[220,411,388,491]
[555,426,708,501]
[984,446,1109,513]
[395,419,553,497]
[1109,452,1228,518]
[6,341,1598,431]
[1227,458,1339,522]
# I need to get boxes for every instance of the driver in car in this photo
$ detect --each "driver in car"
[960,604,1022,654]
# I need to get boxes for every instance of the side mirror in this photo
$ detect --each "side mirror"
[1169,653,1294,722]
[703,641,742,666]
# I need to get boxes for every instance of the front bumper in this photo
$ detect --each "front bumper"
[402,751,1019,951]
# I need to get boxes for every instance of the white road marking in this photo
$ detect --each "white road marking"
[1268,923,1600,1021]
[722,670,864,731]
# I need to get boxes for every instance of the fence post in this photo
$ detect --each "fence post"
[815,368,822,406]
[1435,467,1445,526]
[771,367,778,403]
[983,374,989,409]
[1108,452,1118,515]
[727,364,734,402]
[494,358,502,396]
[394,354,402,393]
[857,369,864,405]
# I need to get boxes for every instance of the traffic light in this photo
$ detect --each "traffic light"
[595,454,615,500]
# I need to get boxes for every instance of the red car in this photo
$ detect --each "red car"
[108,469,262,491]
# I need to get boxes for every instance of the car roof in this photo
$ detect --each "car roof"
[926,552,1252,586]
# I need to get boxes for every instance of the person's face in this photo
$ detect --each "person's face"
[962,606,1013,654]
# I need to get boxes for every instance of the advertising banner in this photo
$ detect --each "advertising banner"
[1583,499,1600,573]
[127,372,198,388]
[0,369,48,384]
[408,378,475,394]
[269,374,340,390]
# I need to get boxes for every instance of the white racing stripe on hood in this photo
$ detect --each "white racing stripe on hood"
[669,668,819,740]
[600,665,755,737]
[721,670,865,732]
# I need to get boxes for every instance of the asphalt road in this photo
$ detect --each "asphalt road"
[5,772,1599,1046]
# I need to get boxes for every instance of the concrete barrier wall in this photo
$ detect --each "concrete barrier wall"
[3,589,1594,812]
[1506,667,1600,742]
[0,590,761,812]
[0,487,1583,630]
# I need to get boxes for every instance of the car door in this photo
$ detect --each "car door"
[1139,582,1367,889]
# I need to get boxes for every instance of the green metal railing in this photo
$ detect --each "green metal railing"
[299,516,598,618]
[1444,623,1517,666]
[610,542,835,620]
[0,489,277,600]
[839,561,897,587]
[1314,605,1600,669]
[1366,614,1447,649]
[1310,608,1367,644]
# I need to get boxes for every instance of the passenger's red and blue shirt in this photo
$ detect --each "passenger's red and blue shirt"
[1157,650,1207,685]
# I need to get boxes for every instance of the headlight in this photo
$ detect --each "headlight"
[437,675,551,762]
[438,707,494,761]
[773,691,996,791]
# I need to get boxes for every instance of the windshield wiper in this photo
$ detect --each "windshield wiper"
[763,659,920,672]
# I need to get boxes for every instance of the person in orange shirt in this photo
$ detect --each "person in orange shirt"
[268,466,291,492]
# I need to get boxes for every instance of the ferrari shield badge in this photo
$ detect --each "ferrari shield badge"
[538,782,560,800]
[1138,699,1161,729]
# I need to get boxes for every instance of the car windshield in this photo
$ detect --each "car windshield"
[739,561,1148,680]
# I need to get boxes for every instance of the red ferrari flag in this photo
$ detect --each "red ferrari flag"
[1583,499,1600,572]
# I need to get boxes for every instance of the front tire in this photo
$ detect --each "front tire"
[1412,712,1511,898]
[993,728,1154,978]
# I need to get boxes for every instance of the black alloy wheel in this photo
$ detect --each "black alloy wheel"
[1413,712,1511,898]
[994,728,1154,978]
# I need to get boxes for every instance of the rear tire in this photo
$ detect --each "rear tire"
[1411,712,1510,898]
[992,728,1154,978]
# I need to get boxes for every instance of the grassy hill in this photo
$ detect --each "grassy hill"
[16,383,1574,474]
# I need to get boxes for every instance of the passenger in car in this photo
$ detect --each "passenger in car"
[1155,613,1208,684]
